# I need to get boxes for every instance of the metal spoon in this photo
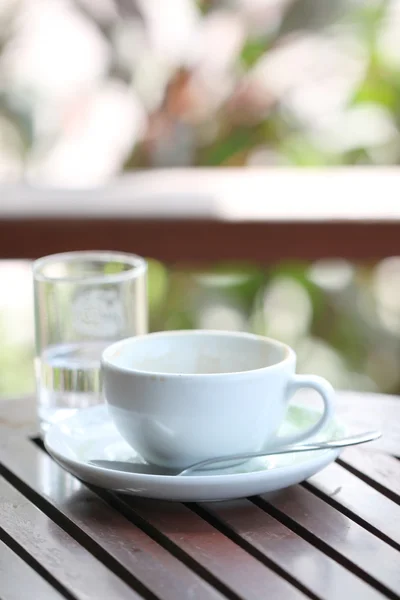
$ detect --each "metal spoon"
[89,430,381,476]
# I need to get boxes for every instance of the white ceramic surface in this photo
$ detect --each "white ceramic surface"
[102,330,335,469]
[44,403,344,502]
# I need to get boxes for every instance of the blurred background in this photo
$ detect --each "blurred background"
[1,0,400,180]
[1,0,400,398]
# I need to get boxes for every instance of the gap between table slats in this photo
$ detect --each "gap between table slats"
[100,491,311,600]
[252,485,400,599]
[0,477,141,600]
[2,437,309,600]
[92,445,400,600]
[0,438,231,600]
[189,500,385,600]
[0,525,76,600]
[303,462,400,551]
[0,539,66,600]
[338,448,400,505]
[3,433,400,600]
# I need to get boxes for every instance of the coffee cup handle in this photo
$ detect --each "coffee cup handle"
[276,374,335,447]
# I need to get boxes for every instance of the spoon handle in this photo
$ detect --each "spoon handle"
[178,430,382,476]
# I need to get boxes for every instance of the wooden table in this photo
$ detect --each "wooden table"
[0,392,399,600]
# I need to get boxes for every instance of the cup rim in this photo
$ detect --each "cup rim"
[102,329,295,378]
[33,250,147,284]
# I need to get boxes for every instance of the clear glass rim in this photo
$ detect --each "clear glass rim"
[33,251,147,284]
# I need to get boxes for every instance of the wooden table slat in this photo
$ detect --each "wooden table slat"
[0,540,65,600]
[197,499,384,600]
[339,448,400,504]
[0,477,142,600]
[106,494,310,600]
[257,485,400,598]
[328,393,400,458]
[1,392,400,600]
[306,462,400,549]
[0,438,225,600]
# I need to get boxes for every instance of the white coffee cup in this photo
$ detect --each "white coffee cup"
[102,330,335,469]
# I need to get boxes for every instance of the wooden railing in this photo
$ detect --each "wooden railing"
[2,168,400,262]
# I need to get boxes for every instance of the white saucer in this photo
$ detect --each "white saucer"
[44,404,345,502]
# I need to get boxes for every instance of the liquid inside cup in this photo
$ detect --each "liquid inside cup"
[105,331,288,375]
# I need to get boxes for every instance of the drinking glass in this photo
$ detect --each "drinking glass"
[33,251,147,429]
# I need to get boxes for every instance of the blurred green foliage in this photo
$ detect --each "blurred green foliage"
[2,256,400,398]
[145,257,400,395]
[0,0,400,174]
[0,314,34,397]
[123,0,400,168]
